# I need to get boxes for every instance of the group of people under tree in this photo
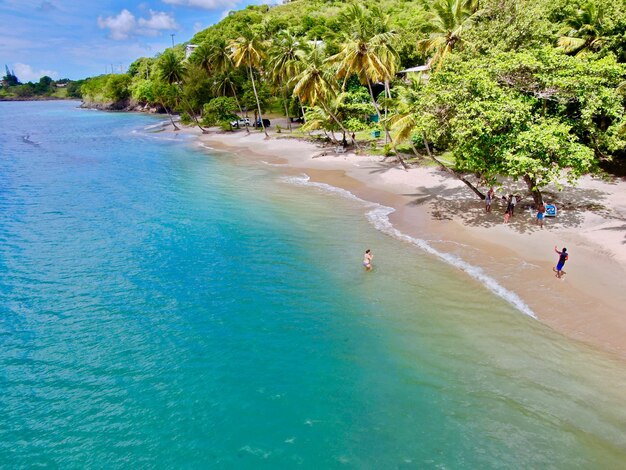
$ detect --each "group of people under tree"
[484,187,549,227]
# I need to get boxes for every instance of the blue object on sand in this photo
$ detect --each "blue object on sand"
[545,204,557,217]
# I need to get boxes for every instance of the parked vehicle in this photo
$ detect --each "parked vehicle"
[230,118,250,128]
[253,118,271,128]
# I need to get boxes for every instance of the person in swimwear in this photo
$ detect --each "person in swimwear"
[553,246,568,278]
[536,203,545,228]
[363,249,373,271]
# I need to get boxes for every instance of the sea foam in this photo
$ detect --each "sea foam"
[282,174,536,319]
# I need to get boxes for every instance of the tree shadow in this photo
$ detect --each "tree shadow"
[599,224,626,244]
[409,182,615,234]
[403,185,459,207]
[359,161,402,175]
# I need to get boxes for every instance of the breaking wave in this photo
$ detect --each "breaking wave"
[281,174,536,319]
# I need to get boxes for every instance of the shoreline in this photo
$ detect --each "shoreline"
[187,126,626,360]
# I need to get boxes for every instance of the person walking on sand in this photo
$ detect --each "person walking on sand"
[553,246,568,278]
[510,194,517,216]
[363,249,373,271]
[536,203,545,228]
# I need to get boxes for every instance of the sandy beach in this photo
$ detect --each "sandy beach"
[187,125,626,360]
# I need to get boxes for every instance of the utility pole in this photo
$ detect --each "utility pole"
[170,33,175,48]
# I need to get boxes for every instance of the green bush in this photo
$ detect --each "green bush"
[180,112,192,125]
[344,118,369,131]
[202,97,238,126]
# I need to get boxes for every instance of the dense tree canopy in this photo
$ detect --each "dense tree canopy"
[77,0,626,201]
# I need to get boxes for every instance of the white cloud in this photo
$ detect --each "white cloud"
[162,0,280,9]
[219,9,233,20]
[138,10,179,30]
[162,0,239,10]
[98,9,179,40]
[13,63,58,82]
[97,9,136,40]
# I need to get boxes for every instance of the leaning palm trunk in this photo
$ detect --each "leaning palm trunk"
[389,139,409,170]
[160,99,180,131]
[249,65,268,137]
[367,81,392,144]
[422,133,485,199]
[179,92,208,133]
[229,84,249,134]
[299,99,306,124]
[320,101,359,150]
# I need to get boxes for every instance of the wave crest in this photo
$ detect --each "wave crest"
[280,174,536,319]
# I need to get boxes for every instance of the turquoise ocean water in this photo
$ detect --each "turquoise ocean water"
[1,101,626,468]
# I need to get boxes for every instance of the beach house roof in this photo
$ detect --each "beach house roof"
[398,65,430,74]
[185,44,198,59]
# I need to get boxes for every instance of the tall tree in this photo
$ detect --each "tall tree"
[558,2,607,56]
[417,0,476,69]
[3,65,19,86]
[157,50,208,133]
[192,39,247,129]
[328,4,399,143]
[230,31,269,137]
[268,31,307,131]
[293,46,354,145]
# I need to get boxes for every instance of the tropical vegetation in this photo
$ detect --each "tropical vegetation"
[1,65,83,99]
[76,0,626,203]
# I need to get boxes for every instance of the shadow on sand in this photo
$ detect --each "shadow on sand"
[403,176,622,235]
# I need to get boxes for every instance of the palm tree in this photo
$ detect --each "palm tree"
[211,70,244,112]
[300,105,339,143]
[293,46,354,146]
[417,0,476,69]
[558,2,607,56]
[268,31,307,131]
[208,38,247,127]
[328,4,399,144]
[230,32,269,137]
[192,39,247,129]
[157,50,208,133]
[389,84,484,195]
[189,42,212,73]
[153,82,180,131]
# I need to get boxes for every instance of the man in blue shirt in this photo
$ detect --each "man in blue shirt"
[553,246,569,279]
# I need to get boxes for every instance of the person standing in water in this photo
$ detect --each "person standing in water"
[363,249,373,271]
[553,246,568,278]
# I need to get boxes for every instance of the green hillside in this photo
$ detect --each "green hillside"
[78,0,626,199]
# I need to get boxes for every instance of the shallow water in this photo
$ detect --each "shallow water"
[1,101,625,468]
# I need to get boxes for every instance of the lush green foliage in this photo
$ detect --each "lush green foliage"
[202,96,239,125]
[1,65,83,100]
[77,0,626,198]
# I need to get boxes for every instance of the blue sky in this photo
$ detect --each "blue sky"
[0,0,279,81]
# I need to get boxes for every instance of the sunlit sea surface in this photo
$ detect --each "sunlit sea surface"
[1,101,625,468]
